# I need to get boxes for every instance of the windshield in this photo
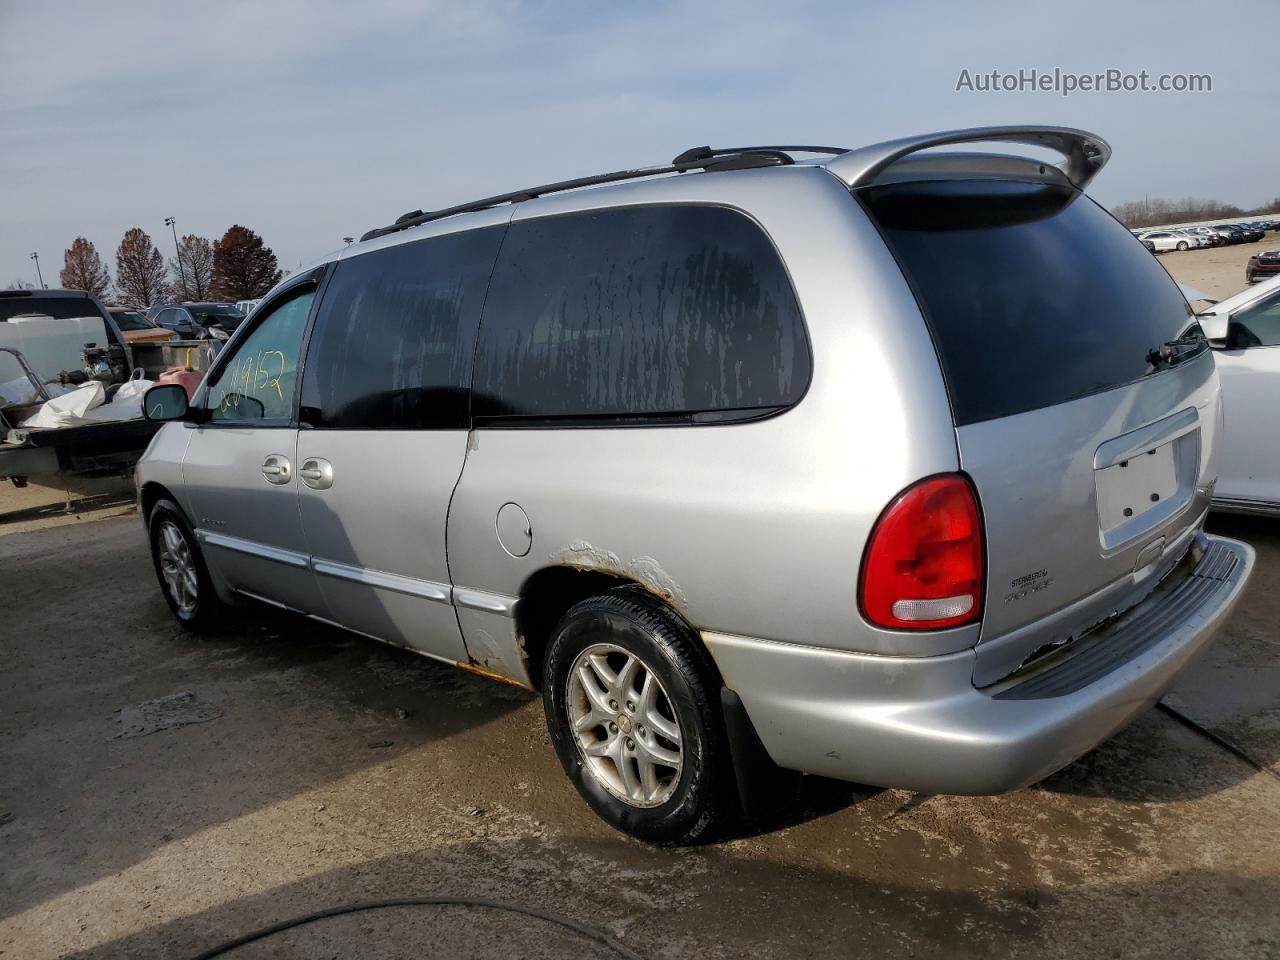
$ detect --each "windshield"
[0,296,108,323]
[862,179,1203,425]
[110,310,154,331]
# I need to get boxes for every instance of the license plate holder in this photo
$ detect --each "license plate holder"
[1095,441,1178,532]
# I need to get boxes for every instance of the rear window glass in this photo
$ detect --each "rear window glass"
[190,306,243,325]
[473,205,809,423]
[110,310,152,331]
[0,297,106,323]
[862,180,1201,425]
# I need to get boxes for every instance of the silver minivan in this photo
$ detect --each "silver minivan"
[136,126,1254,844]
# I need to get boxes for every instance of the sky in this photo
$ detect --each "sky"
[2,0,1276,289]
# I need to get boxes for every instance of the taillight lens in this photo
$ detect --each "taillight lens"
[859,474,985,630]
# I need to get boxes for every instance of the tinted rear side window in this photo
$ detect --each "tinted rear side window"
[473,205,809,423]
[300,226,504,429]
[862,180,1200,425]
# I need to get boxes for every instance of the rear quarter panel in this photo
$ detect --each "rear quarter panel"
[447,167,965,662]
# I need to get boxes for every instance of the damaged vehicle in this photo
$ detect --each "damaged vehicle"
[0,288,215,486]
[151,302,246,341]
[135,125,1253,844]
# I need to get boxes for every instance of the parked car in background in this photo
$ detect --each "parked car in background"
[1139,230,1189,252]
[107,306,174,345]
[151,302,246,340]
[1225,224,1265,243]
[1141,238,1157,254]
[1184,226,1224,247]
[1247,250,1280,284]
[1172,229,1209,249]
[235,298,262,317]
[135,126,1253,844]
[1199,275,1280,516]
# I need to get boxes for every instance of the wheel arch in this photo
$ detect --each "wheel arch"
[139,480,183,527]
[515,564,715,691]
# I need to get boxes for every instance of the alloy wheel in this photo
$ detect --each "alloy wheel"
[566,643,683,808]
[157,520,199,617]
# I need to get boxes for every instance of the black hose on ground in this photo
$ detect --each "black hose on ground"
[190,895,646,960]
[1156,700,1280,784]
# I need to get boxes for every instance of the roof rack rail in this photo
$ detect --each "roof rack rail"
[360,147,814,242]
[671,144,848,164]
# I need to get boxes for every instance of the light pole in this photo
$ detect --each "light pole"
[29,252,45,289]
[165,217,188,299]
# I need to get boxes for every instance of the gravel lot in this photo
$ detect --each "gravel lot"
[1157,232,1280,300]
[1,242,1278,960]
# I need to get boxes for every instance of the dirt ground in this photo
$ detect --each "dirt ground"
[1157,232,1280,301]
[2,240,1278,960]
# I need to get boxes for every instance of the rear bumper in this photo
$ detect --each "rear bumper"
[704,534,1253,794]
[1212,496,1280,518]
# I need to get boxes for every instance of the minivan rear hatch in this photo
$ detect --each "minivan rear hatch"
[862,178,1216,685]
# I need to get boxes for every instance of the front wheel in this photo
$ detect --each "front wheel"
[1176,241,1189,251]
[543,587,731,844]
[148,499,228,631]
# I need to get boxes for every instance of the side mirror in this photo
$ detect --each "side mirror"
[1197,311,1228,344]
[144,383,190,422]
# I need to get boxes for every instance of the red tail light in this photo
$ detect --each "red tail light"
[859,474,985,631]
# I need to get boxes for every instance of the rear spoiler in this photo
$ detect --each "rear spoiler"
[824,125,1111,192]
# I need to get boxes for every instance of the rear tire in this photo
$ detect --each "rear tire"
[543,586,731,844]
[148,499,228,631]
[1176,241,1189,251]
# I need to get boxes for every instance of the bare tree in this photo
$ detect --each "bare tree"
[7,278,36,290]
[59,237,112,297]
[1111,197,1247,228]
[114,228,170,308]
[170,234,215,300]
[211,225,282,300]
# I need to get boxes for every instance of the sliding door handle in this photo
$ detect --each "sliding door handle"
[300,458,334,490]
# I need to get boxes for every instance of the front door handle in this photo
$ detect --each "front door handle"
[262,454,292,485]
[300,458,334,490]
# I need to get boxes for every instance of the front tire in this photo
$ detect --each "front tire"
[543,587,731,844]
[148,499,228,631]
[1176,241,1189,251]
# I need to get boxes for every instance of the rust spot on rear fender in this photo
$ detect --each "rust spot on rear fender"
[554,540,686,608]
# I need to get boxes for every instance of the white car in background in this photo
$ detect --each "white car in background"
[1173,229,1209,249]
[1201,274,1280,515]
[1140,230,1191,252]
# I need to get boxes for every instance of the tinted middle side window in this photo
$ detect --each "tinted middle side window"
[473,205,809,422]
[300,226,504,429]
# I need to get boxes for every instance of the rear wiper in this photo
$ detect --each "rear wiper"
[1146,334,1206,368]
